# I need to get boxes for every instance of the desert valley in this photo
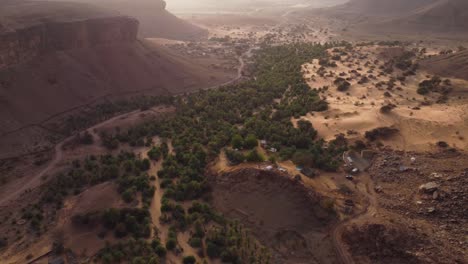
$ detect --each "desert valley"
[0,0,467,264]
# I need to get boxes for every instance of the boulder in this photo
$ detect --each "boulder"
[419,182,439,194]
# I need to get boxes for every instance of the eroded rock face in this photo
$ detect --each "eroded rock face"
[0,16,138,69]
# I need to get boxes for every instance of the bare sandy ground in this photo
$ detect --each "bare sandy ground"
[298,45,468,151]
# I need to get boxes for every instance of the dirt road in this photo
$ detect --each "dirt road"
[332,173,379,264]
[0,136,71,207]
[0,109,148,207]
[205,46,257,89]
[0,45,256,207]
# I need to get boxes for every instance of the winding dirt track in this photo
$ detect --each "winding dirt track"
[0,110,141,207]
[331,173,378,264]
[0,137,70,207]
[0,47,253,207]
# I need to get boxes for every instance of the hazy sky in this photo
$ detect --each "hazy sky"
[165,0,344,13]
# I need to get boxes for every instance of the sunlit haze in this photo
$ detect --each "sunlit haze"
[0,0,467,263]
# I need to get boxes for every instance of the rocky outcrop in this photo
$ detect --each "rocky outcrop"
[0,16,138,69]
[55,0,207,40]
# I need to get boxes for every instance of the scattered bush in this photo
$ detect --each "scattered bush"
[365,127,399,141]
[183,256,196,264]
[334,77,351,92]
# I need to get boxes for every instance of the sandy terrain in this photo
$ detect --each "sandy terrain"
[298,45,468,152]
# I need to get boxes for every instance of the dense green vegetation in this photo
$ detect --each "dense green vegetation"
[97,238,161,264]
[25,152,155,233]
[30,43,348,263]
[40,152,153,208]
[58,95,173,135]
[93,42,345,262]
[205,221,270,263]
[417,76,452,95]
[142,43,344,262]
[72,208,151,238]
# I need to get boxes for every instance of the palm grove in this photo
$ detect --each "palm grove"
[22,42,348,263]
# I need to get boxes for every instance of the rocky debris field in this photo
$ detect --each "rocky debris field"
[366,149,468,263]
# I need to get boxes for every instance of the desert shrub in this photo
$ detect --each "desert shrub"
[331,55,341,61]
[122,188,136,203]
[334,77,351,92]
[147,147,162,161]
[417,86,429,95]
[102,136,119,150]
[225,149,245,165]
[155,244,167,257]
[321,198,335,212]
[166,238,177,251]
[352,140,366,151]
[183,256,196,264]
[437,141,449,148]
[0,238,7,249]
[365,127,399,141]
[189,237,202,248]
[394,51,415,70]
[206,241,221,258]
[79,131,94,145]
[417,76,441,95]
[380,104,396,114]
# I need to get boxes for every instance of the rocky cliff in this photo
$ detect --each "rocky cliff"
[0,16,138,69]
[52,0,208,40]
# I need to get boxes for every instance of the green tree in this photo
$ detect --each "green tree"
[231,134,244,149]
[243,134,258,149]
[246,150,264,162]
[183,256,196,264]
[206,242,221,258]
[225,149,245,165]
[154,245,166,257]
[166,238,177,251]
[147,147,162,161]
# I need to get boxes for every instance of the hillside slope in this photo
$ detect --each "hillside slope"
[329,0,437,17]
[390,0,468,33]
[319,0,468,39]
[0,41,226,133]
[0,1,231,158]
[421,50,468,80]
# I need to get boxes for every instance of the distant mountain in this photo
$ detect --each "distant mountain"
[391,0,468,33]
[331,0,438,17]
[321,0,468,38]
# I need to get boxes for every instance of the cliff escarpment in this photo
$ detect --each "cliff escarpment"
[52,0,208,40]
[0,16,138,69]
[0,1,232,158]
